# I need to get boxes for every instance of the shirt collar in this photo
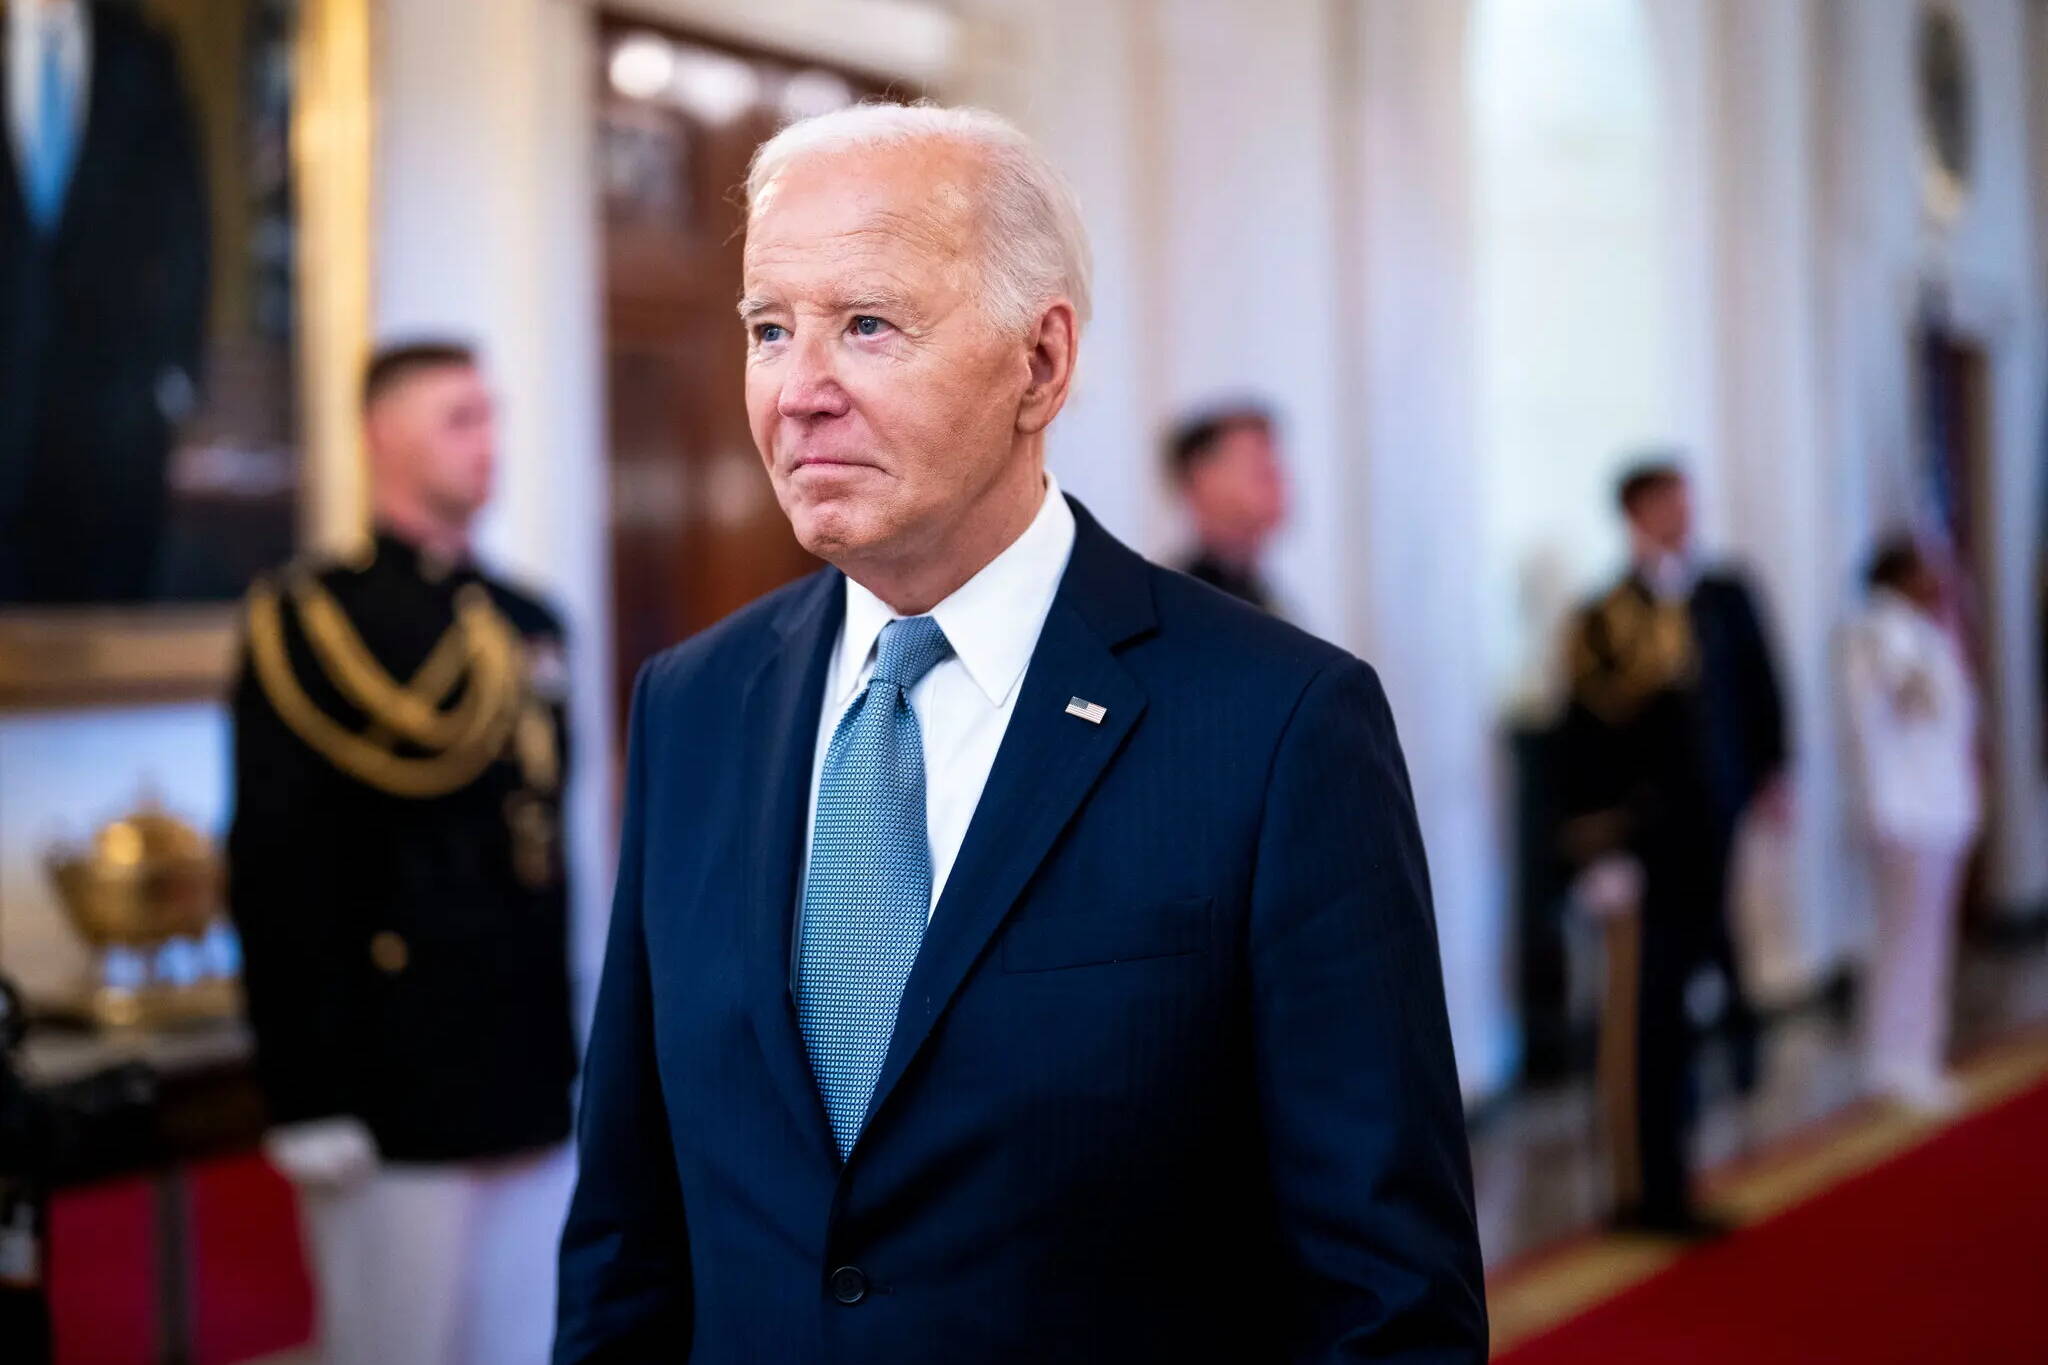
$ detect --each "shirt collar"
[1633,551,1698,603]
[834,473,1076,710]
[9,1,89,152]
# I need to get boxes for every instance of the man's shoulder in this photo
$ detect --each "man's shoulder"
[1695,563,1762,603]
[476,572,566,639]
[635,568,837,703]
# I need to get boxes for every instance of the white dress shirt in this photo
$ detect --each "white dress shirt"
[7,0,91,182]
[802,474,1077,917]
[1840,588,1981,849]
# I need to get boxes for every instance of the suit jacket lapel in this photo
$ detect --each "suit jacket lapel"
[861,502,1157,1144]
[739,568,843,1164]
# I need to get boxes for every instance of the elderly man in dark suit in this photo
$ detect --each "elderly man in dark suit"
[0,0,208,603]
[555,103,1485,1364]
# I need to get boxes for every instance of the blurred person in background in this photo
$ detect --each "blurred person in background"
[1558,457,1788,1237]
[1167,401,1289,613]
[228,342,578,1365]
[1840,535,1980,1112]
[555,103,1485,1363]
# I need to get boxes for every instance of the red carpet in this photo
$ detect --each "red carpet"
[1497,1079,2048,1364]
[50,1154,314,1365]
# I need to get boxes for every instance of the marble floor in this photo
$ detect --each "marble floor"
[1470,936,2048,1269]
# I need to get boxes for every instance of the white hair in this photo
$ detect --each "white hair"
[746,101,1093,334]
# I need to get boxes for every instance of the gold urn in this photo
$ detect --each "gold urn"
[47,807,242,1028]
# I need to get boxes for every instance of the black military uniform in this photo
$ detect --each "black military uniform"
[1557,566,1786,1227]
[227,532,576,1162]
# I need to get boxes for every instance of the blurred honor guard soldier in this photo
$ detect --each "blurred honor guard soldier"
[556,105,1484,1363]
[1167,401,1290,613]
[1840,537,1981,1112]
[229,342,578,1365]
[1558,458,1788,1237]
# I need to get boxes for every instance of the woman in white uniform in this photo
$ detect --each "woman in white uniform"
[1839,537,1981,1111]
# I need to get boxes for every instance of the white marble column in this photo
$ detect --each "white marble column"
[1351,0,1516,1097]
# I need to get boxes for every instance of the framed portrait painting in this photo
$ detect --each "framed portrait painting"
[0,0,368,707]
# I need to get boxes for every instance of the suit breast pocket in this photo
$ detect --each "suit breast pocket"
[1000,897,1214,973]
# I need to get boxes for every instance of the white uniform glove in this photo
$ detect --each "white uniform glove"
[264,1117,380,1191]
[1575,854,1644,921]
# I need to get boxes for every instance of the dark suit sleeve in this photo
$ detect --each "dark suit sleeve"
[1248,657,1488,1362]
[555,665,692,1363]
[225,628,360,1127]
[1730,576,1789,785]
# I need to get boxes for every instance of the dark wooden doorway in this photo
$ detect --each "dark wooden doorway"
[595,18,909,740]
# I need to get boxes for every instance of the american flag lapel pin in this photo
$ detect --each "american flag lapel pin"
[1065,696,1108,725]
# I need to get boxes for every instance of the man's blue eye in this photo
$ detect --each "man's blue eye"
[851,316,886,337]
[757,324,787,344]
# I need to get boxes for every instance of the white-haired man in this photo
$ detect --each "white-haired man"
[554,103,1485,1364]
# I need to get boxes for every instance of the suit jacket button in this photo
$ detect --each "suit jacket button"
[369,931,409,975]
[829,1266,867,1305]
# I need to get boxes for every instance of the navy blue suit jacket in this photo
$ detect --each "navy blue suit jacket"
[555,501,1486,1363]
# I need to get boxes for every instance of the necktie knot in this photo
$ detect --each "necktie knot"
[871,615,950,692]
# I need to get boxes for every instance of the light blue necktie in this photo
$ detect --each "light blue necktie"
[796,614,952,1159]
[27,17,78,234]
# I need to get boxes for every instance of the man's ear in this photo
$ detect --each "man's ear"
[1016,301,1077,437]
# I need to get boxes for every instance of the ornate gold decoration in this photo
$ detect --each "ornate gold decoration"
[47,806,241,1027]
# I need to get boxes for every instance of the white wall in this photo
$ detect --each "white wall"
[1351,0,1517,1097]
[1471,0,1676,720]
[954,0,1161,549]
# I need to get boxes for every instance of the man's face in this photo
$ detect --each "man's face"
[1185,423,1288,554]
[1630,478,1693,555]
[740,143,1033,568]
[370,365,497,523]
